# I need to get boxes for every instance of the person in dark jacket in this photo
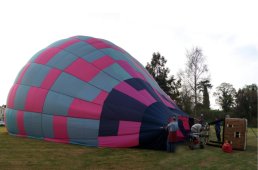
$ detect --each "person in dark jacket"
[215,117,221,142]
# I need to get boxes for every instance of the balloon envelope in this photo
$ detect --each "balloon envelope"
[5,36,192,149]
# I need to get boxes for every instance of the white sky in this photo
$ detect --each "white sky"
[0,0,257,109]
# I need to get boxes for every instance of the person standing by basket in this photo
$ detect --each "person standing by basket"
[215,117,221,142]
[166,115,179,152]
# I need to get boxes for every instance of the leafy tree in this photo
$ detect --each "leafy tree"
[214,82,236,112]
[180,47,208,115]
[178,85,193,114]
[198,79,212,109]
[235,84,257,121]
[146,52,181,102]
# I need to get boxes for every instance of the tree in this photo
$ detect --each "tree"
[235,84,257,122]
[197,79,212,109]
[146,52,181,102]
[179,85,193,114]
[180,47,208,115]
[214,83,236,112]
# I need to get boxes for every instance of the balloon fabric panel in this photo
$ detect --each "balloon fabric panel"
[5,36,191,149]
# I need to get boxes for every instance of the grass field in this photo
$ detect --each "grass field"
[0,126,257,170]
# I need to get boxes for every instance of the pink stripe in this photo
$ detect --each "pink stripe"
[65,58,100,82]
[91,42,112,49]
[68,98,102,119]
[92,91,108,105]
[34,47,62,65]
[86,38,102,44]
[176,130,184,142]
[178,116,190,130]
[118,121,141,135]
[154,89,175,109]
[24,87,48,113]
[58,38,81,49]
[7,84,19,108]
[86,38,111,49]
[98,134,139,148]
[40,68,62,89]
[115,82,156,106]
[177,116,190,141]
[92,55,115,70]
[86,38,125,53]
[138,90,157,105]
[16,63,31,84]
[117,60,146,80]
[53,116,69,140]
[44,138,69,144]
[17,111,26,135]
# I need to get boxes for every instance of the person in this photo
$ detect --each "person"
[191,123,203,133]
[189,123,204,149]
[215,117,221,142]
[166,115,179,152]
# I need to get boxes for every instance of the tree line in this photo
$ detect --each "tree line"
[145,48,257,127]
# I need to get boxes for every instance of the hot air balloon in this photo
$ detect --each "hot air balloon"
[5,36,193,149]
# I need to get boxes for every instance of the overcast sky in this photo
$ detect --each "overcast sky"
[0,0,257,109]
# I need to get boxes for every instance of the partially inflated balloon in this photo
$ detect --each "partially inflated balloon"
[5,36,192,149]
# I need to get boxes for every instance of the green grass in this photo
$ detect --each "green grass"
[0,127,257,170]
